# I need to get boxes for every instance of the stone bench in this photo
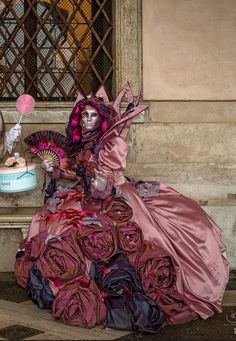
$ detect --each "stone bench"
[0,207,38,239]
[0,208,38,271]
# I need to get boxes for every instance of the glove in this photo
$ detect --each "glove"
[91,169,107,191]
[41,159,54,173]
[5,123,22,153]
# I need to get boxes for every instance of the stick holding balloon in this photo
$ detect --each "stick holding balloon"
[5,94,36,154]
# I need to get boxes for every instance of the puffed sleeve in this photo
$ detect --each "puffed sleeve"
[98,136,128,171]
[90,137,128,198]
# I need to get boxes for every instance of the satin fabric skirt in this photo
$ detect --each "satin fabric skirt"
[26,181,229,320]
[119,182,229,319]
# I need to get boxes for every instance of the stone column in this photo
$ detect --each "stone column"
[113,0,142,96]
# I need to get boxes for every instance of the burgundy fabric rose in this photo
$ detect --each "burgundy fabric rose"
[37,227,86,283]
[132,242,198,324]
[103,197,133,226]
[25,230,48,260]
[18,238,28,251]
[117,221,144,252]
[52,276,107,327]
[78,223,118,263]
[80,195,103,213]
[14,253,34,288]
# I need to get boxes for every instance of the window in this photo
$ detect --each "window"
[0,0,113,100]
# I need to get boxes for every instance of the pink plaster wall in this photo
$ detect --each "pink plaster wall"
[143,0,236,100]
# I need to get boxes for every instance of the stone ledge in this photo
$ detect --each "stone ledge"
[0,208,37,240]
[1,103,147,124]
[0,223,30,240]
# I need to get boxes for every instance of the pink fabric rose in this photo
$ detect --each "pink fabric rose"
[78,223,118,263]
[117,221,144,252]
[37,227,86,283]
[5,157,16,167]
[80,195,103,213]
[17,157,26,166]
[5,156,26,167]
[52,276,107,327]
[103,197,133,226]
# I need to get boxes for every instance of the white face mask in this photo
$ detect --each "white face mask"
[81,105,99,130]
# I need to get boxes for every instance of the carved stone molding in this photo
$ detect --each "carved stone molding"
[0,222,30,239]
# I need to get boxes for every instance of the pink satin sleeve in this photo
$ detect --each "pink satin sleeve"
[98,136,128,186]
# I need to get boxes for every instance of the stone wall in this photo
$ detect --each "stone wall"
[1,101,236,270]
[141,0,236,268]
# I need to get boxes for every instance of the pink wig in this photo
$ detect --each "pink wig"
[66,99,110,143]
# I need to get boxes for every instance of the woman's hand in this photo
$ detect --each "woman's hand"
[91,169,107,191]
[41,159,54,172]
[5,123,22,153]
[11,123,21,141]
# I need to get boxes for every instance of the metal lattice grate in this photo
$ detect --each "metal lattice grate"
[0,0,113,100]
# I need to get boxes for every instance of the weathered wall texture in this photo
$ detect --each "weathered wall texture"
[143,0,236,100]
[1,100,236,270]
[142,0,236,268]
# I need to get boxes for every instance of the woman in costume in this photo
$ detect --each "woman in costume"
[14,83,229,331]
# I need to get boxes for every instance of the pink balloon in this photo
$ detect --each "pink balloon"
[16,94,35,115]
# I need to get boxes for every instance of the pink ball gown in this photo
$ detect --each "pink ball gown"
[15,83,229,329]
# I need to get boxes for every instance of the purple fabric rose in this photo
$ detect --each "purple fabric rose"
[106,292,166,332]
[91,250,143,296]
[26,263,54,309]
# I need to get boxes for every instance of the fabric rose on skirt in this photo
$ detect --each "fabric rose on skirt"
[103,197,133,226]
[25,230,48,260]
[117,221,144,252]
[37,227,86,284]
[80,195,103,213]
[14,251,34,288]
[132,242,198,325]
[52,276,106,327]
[106,292,166,333]
[26,263,54,309]
[91,250,143,296]
[78,223,117,263]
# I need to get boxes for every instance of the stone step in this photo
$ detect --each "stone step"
[0,299,130,340]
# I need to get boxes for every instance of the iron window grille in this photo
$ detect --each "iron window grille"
[0,0,113,101]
